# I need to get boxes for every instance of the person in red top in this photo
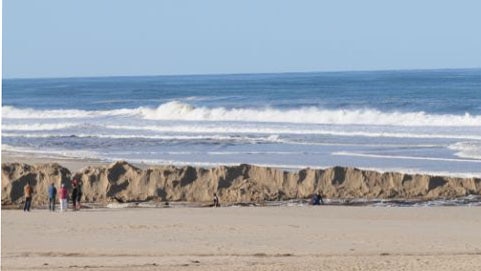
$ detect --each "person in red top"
[59,183,68,212]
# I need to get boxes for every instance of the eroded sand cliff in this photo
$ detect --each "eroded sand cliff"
[2,161,481,206]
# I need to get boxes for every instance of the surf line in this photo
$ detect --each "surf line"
[332,151,481,163]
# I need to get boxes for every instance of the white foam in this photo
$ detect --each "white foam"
[1,132,285,143]
[449,141,481,160]
[3,120,480,140]
[2,123,79,131]
[2,105,139,119]
[106,125,481,140]
[138,101,481,126]
[333,151,481,163]
[4,101,481,126]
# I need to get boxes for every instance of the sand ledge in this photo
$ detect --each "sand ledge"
[2,160,481,206]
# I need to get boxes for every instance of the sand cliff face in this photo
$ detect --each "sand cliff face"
[2,163,71,205]
[2,161,481,206]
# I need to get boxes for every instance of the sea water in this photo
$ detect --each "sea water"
[3,69,481,177]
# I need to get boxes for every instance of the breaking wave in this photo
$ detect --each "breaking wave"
[4,101,481,126]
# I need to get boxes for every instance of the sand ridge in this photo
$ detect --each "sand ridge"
[2,161,481,206]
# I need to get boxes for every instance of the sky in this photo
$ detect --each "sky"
[3,0,481,78]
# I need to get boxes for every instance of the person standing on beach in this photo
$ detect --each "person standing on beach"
[76,180,83,210]
[23,181,33,212]
[48,182,57,211]
[59,183,68,211]
[213,193,220,207]
[71,181,78,211]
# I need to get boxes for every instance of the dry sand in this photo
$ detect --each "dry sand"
[2,206,481,270]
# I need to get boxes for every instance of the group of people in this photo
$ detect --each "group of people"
[23,178,83,212]
[23,181,323,211]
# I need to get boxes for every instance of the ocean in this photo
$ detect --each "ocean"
[3,69,481,177]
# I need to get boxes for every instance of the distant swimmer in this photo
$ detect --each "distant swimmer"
[213,193,220,207]
[23,181,33,212]
[310,193,324,206]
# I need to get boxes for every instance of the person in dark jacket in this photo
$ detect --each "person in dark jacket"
[71,182,78,210]
[48,182,57,211]
[76,180,83,210]
[310,193,324,206]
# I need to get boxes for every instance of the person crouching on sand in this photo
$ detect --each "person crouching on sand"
[310,193,324,206]
[48,182,57,211]
[59,183,68,211]
[23,181,33,212]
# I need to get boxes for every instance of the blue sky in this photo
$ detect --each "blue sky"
[3,0,481,78]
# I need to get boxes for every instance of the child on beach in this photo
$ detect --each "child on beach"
[59,183,68,211]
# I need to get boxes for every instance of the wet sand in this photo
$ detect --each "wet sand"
[2,151,143,172]
[2,206,481,270]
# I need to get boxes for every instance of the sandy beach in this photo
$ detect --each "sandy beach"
[3,154,481,270]
[4,1,481,270]
[2,206,481,270]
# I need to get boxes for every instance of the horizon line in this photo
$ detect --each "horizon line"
[3,66,481,81]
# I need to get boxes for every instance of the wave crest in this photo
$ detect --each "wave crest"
[139,102,481,126]
[4,101,481,126]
